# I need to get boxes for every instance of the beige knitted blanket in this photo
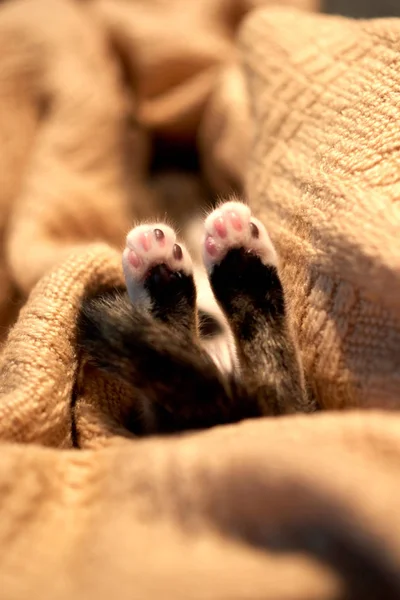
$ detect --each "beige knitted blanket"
[1,0,400,597]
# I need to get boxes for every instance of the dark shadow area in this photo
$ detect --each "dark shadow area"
[323,0,400,18]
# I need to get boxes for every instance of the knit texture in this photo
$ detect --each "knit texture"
[242,9,400,409]
[1,0,400,597]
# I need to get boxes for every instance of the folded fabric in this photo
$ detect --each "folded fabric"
[241,8,400,409]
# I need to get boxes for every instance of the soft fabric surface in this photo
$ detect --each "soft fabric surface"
[242,9,400,409]
[0,0,400,597]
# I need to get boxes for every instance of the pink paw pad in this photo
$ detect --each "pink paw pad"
[202,200,278,272]
[122,223,192,304]
[229,211,243,232]
[128,249,141,268]
[214,217,227,238]
[205,235,218,257]
[139,231,152,251]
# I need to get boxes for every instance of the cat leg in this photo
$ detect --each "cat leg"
[122,222,196,333]
[124,221,237,371]
[202,199,314,415]
[78,222,257,434]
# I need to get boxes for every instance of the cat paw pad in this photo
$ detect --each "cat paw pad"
[202,200,278,272]
[122,224,192,303]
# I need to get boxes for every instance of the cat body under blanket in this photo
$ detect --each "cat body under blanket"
[78,199,317,435]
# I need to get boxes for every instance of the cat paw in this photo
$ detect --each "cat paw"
[122,224,192,304]
[202,200,278,273]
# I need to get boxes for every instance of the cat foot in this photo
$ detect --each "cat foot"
[202,200,278,273]
[123,223,193,305]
